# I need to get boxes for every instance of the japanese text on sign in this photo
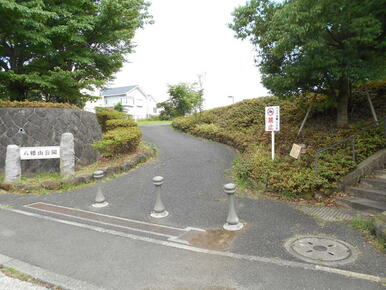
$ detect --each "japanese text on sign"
[290,144,302,159]
[265,106,280,132]
[20,146,60,160]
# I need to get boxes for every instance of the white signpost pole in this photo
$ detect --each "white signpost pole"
[265,106,280,161]
[271,131,275,160]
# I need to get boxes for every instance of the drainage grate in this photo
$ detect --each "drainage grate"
[295,206,352,222]
[284,236,358,266]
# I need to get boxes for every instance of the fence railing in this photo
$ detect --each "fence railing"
[314,115,386,175]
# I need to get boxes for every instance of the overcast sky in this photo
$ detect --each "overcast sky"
[110,0,269,109]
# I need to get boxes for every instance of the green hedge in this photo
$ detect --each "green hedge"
[0,100,79,109]
[92,127,142,157]
[96,108,128,133]
[94,107,142,157]
[106,119,137,130]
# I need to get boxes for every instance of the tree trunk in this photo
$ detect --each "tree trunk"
[337,83,349,128]
[297,106,311,136]
[365,87,378,124]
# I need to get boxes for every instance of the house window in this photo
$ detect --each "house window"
[153,108,157,114]
[137,98,144,107]
[105,99,108,105]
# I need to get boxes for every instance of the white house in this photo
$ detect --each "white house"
[84,85,158,120]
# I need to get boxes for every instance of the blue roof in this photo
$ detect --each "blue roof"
[101,85,137,96]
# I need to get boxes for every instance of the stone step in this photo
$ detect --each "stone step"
[372,169,386,179]
[346,186,386,202]
[338,197,386,214]
[360,178,386,190]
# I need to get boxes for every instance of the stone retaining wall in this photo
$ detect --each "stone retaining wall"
[0,108,102,175]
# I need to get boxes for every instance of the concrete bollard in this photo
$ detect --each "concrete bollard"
[223,183,243,231]
[4,145,21,183]
[150,176,169,218]
[92,170,108,208]
[60,132,75,178]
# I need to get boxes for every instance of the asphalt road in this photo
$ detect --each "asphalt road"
[0,124,385,289]
[0,209,383,290]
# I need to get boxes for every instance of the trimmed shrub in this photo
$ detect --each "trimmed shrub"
[234,149,331,198]
[173,116,200,131]
[96,108,127,132]
[106,119,137,130]
[93,107,143,157]
[0,100,79,109]
[92,127,142,157]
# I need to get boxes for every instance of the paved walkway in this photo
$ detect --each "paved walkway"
[0,125,385,289]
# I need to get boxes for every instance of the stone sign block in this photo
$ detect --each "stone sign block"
[4,145,21,183]
[60,133,75,177]
[3,133,75,181]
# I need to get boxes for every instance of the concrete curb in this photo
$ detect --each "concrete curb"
[0,253,103,290]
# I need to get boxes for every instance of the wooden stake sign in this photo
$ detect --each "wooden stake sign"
[290,144,306,159]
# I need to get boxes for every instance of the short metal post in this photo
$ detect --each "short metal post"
[150,176,169,218]
[92,170,108,208]
[223,183,243,231]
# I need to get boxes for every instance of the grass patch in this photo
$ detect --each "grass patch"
[351,217,375,232]
[0,266,62,289]
[350,217,385,253]
[19,173,62,186]
[137,120,171,126]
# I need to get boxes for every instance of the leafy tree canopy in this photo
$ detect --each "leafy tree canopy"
[230,0,386,127]
[157,83,203,120]
[0,0,152,107]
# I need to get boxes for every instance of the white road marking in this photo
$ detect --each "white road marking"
[26,202,187,230]
[25,202,177,239]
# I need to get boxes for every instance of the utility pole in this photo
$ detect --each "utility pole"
[197,73,205,113]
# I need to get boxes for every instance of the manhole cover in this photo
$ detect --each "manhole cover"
[284,236,358,266]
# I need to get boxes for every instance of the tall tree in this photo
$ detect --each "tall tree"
[157,83,203,120]
[0,0,151,107]
[230,0,386,127]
